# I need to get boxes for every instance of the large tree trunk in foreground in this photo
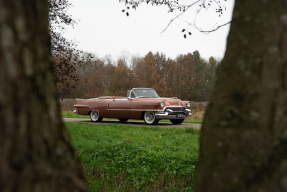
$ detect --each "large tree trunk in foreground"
[195,1,287,191]
[0,1,86,191]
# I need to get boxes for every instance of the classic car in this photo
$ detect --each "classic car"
[74,88,192,125]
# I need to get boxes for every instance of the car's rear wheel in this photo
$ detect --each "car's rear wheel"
[118,118,128,123]
[90,110,103,122]
[144,111,159,125]
[170,119,184,124]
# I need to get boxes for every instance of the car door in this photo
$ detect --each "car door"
[107,99,131,118]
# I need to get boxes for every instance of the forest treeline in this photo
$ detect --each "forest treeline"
[55,50,219,101]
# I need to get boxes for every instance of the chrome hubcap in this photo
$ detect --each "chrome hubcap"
[91,110,99,121]
[145,112,155,123]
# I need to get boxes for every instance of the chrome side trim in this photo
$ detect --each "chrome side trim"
[107,109,164,112]
[113,99,129,101]
[74,104,89,108]
[106,104,186,112]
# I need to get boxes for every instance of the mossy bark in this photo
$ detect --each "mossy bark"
[195,1,287,191]
[0,0,86,191]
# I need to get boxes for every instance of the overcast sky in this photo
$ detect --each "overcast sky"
[63,0,235,62]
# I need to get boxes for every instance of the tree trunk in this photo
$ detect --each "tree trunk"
[195,1,287,191]
[0,1,86,191]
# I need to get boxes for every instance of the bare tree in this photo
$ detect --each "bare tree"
[102,54,115,66]
[130,53,142,70]
[117,50,131,66]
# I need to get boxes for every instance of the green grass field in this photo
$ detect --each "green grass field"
[62,111,203,124]
[66,122,199,191]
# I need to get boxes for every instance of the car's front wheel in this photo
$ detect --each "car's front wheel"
[118,118,128,123]
[144,111,159,125]
[90,110,103,122]
[170,119,184,124]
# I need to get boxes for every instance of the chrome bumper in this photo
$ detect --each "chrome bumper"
[155,109,192,119]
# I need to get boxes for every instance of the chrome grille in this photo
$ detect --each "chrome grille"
[165,107,186,115]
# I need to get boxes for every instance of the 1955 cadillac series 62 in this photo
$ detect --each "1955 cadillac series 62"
[74,88,192,125]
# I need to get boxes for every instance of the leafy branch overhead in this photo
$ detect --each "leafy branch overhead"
[48,0,79,55]
[119,0,231,38]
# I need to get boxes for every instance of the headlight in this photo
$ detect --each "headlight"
[160,102,165,108]
[186,102,191,108]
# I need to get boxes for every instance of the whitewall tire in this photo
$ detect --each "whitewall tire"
[144,111,159,125]
[90,110,103,122]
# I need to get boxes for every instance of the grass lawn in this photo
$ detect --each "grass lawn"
[62,111,203,124]
[66,122,199,192]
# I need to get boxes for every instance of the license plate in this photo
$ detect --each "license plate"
[177,114,183,118]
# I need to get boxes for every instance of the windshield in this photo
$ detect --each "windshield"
[132,89,159,98]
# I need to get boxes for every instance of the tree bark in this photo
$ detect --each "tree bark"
[0,0,86,191]
[194,1,287,191]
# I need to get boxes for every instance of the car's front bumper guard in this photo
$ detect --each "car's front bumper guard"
[155,109,192,119]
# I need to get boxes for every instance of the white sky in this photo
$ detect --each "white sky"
[63,0,235,62]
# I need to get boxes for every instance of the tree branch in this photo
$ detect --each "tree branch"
[194,20,232,34]
[162,2,231,35]
[161,0,201,33]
